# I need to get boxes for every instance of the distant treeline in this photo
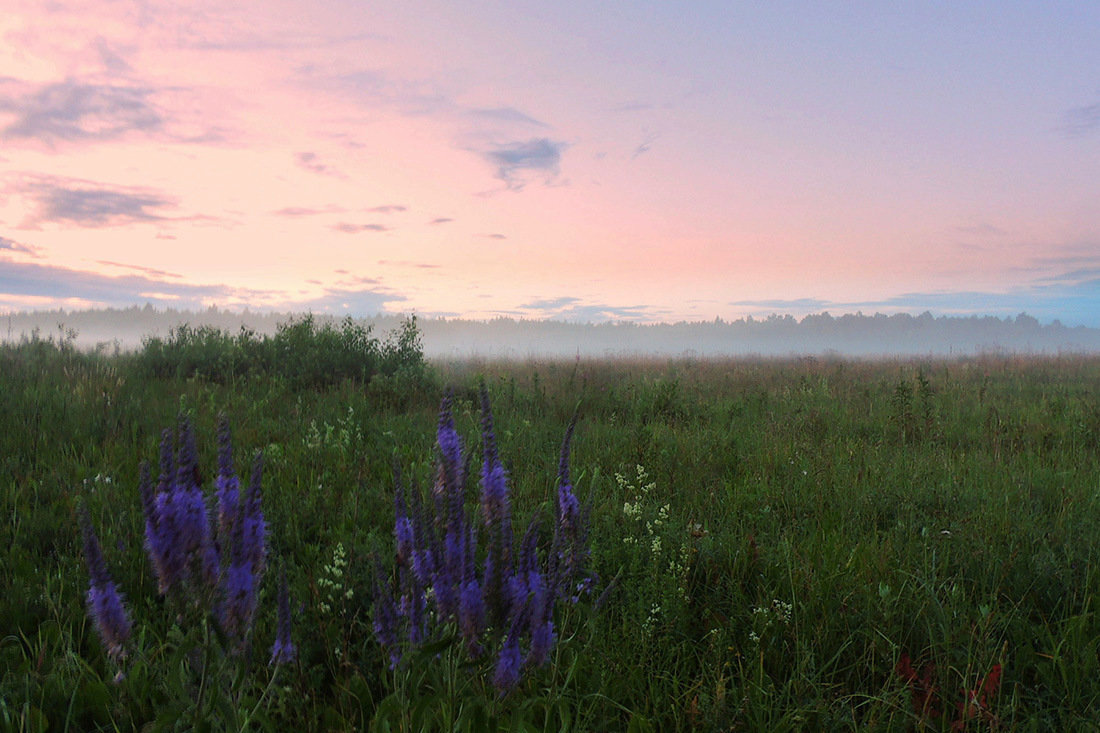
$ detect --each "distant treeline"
[1,305,1097,358]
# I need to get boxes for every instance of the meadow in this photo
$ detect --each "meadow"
[3,319,1100,731]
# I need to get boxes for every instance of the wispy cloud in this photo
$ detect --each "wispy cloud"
[0,259,239,309]
[272,205,345,217]
[96,260,183,279]
[0,236,41,257]
[429,217,454,225]
[379,260,440,269]
[0,79,162,145]
[955,223,1007,237]
[333,272,382,286]
[730,297,832,310]
[631,131,659,159]
[333,69,451,117]
[296,151,345,178]
[469,107,548,127]
[521,296,581,310]
[610,101,656,112]
[483,138,566,190]
[1061,100,1100,137]
[519,296,656,322]
[18,177,176,228]
[729,279,1100,327]
[331,222,389,233]
[290,284,406,314]
[366,205,407,214]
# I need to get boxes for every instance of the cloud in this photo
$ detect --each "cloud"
[483,233,507,240]
[331,222,389,233]
[289,285,406,315]
[0,236,41,257]
[1062,101,1100,137]
[631,131,659,159]
[520,296,581,310]
[272,205,345,217]
[334,273,383,286]
[92,37,133,75]
[955,223,1007,237]
[296,151,345,177]
[0,80,162,145]
[365,205,407,214]
[729,279,1100,328]
[0,257,410,316]
[483,138,566,190]
[378,260,440,269]
[96,260,182,279]
[610,101,656,112]
[729,297,832,310]
[19,177,175,228]
[429,217,454,225]
[0,259,240,309]
[469,107,548,127]
[518,296,657,322]
[334,69,451,117]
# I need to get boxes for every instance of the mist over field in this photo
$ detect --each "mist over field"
[3,306,1099,359]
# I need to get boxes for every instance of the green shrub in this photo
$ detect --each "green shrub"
[133,314,428,391]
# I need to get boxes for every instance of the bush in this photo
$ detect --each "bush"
[134,314,428,390]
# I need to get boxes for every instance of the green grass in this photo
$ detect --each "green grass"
[3,335,1100,730]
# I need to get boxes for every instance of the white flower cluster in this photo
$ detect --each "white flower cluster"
[616,464,694,635]
[748,598,793,645]
[318,542,353,614]
[304,406,362,454]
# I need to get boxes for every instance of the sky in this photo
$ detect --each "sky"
[2,1,1099,326]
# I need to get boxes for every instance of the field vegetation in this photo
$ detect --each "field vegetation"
[3,320,1100,730]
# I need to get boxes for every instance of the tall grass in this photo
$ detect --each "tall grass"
[3,337,1100,730]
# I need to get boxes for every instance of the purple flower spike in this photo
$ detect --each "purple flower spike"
[215,415,240,544]
[437,395,464,489]
[243,451,267,576]
[174,419,215,586]
[371,560,401,669]
[479,386,509,521]
[221,562,255,639]
[556,419,581,534]
[270,568,296,665]
[395,516,414,567]
[493,628,522,695]
[80,507,132,662]
[527,618,555,668]
[458,577,485,655]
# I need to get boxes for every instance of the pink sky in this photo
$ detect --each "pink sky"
[2,1,1099,324]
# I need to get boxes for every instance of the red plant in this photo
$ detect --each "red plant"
[952,663,1002,731]
[896,652,941,720]
[896,653,1004,731]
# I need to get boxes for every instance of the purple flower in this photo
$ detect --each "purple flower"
[242,451,267,576]
[371,560,401,668]
[493,629,522,694]
[405,574,428,646]
[394,516,414,567]
[221,561,256,639]
[437,395,464,490]
[527,619,555,668]
[370,388,596,691]
[479,387,512,538]
[458,577,485,655]
[174,418,208,557]
[270,568,296,665]
[146,431,186,595]
[215,415,240,544]
[80,507,132,662]
[151,488,186,595]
